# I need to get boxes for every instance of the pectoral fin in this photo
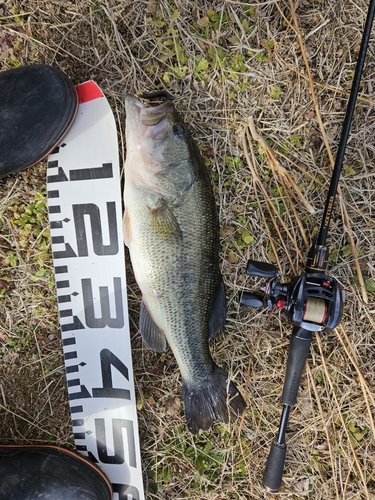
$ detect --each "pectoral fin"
[149,198,182,242]
[208,277,226,338]
[123,209,132,247]
[139,300,167,352]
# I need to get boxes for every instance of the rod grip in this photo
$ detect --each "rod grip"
[281,327,312,406]
[262,442,287,493]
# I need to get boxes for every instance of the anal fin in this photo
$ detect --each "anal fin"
[139,300,167,353]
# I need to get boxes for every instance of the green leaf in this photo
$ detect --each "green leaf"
[5,251,18,267]
[240,229,254,245]
[197,16,209,28]
[343,164,356,176]
[267,246,277,263]
[354,432,365,441]
[197,56,209,71]
[341,245,352,257]
[270,85,282,100]
[255,52,268,62]
[227,250,238,264]
[207,9,217,19]
[351,276,375,292]
[348,421,359,433]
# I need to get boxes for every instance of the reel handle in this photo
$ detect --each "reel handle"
[246,260,278,278]
[240,291,264,308]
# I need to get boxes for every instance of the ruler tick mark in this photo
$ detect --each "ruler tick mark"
[57,280,70,289]
[74,432,86,440]
[47,190,60,198]
[64,351,77,360]
[66,365,79,374]
[48,205,61,214]
[70,405,83,414]
[68,379,81,387]
[59,309,73,317]
[63,337,76,346]
[61,316,85,332]
[52,235,65,244]
[53,243,77,259]
[55,266,68,274]
[58,294,71,303]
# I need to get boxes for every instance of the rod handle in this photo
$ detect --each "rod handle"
[262,442,287,493]
[281,327,312,406]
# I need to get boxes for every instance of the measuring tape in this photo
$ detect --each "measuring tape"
[47,81,144,500]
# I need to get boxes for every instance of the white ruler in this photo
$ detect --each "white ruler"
[47,81,144,500]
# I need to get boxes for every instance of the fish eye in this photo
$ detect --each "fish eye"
[173,123,185,138]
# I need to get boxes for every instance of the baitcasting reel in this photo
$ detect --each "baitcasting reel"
[241,259,344,333]
[241,257,345,493]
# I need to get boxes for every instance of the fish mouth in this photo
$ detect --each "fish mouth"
[125,94,175,139]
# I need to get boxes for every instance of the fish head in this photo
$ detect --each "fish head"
[124,94,196,198]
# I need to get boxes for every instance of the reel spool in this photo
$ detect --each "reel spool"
[303,297,327,325]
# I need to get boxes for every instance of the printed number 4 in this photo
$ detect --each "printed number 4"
[93,349,131,400]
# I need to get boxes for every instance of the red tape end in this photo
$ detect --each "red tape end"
[75,81,104,104]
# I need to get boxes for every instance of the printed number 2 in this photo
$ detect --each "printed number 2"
[73,202,118,257]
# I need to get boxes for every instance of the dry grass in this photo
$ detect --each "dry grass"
[0,0,375,498]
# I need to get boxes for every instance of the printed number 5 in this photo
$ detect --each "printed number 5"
[95,417,136,467]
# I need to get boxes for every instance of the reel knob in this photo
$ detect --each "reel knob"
[240,291,265,308]
[246,260,278,279]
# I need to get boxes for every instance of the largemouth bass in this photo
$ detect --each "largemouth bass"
[123,93,246,433]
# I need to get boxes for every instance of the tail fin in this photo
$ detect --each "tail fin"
[182,365,246,434]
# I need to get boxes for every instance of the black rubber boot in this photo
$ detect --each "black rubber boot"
[0,64,78,179]
[0,445,112,500]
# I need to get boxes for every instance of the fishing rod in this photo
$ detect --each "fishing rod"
[241,0,375,492]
